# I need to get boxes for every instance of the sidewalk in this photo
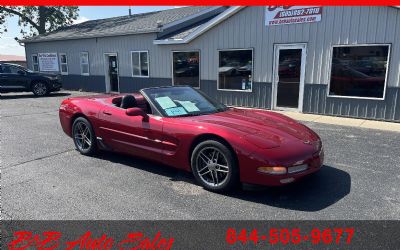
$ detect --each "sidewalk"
[276,111,400,133]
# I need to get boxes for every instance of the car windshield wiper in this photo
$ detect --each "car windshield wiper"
[216,107,228,112]
[174,113,203,117]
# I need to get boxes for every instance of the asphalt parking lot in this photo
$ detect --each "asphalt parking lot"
[1,90,400,220]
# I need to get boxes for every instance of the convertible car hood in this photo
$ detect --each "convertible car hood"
[192,108,318,147]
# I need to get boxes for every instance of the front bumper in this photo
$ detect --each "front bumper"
[241,149,324,186]
[50,80,62,91]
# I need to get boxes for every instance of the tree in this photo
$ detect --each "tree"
[0,6,79,40]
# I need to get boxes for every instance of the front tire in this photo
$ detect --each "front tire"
[191,140,239,192]
[72,117,97,155]
[32,81,49,96]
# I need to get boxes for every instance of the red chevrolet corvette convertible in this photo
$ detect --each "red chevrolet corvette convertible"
[59,86,324,192]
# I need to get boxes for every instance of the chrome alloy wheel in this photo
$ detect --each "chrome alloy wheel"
[33,82,47,96]
[73,121,92,151]
[196,146,230,187]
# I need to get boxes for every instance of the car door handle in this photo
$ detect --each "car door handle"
[103,111,112,115]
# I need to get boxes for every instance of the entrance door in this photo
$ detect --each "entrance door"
[105,54,119,92]
[273,44,306,111]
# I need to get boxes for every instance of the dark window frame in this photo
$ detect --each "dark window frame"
[327,44,391,100]
[217,48,254,92]
[172,50,201,89]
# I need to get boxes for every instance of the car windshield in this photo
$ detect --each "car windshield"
[15,65,33,73]
[23,67,34,73]
[14,65,33,73]
[142,86,228,117]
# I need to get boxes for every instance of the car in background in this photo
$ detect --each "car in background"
[0,63,62,96]
[329,63,385,98]
[59,86,324,192]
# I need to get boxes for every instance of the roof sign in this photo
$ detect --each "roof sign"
[265,6,323,26]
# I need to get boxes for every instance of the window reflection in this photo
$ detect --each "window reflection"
[218,49,253,91]
[329,46,389,98]
[173,51,200,88]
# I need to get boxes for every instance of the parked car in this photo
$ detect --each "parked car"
[0,63,62,96]
[174,61,199,77]
[218,61,241,76]
[59,86,324,192]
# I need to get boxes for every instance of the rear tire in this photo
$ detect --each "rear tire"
[72,117,97,155]
[32,81,49,96]
[191,140,239,192]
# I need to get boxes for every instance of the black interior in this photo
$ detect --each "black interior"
[112,95,151,114]
[120,95,137,109]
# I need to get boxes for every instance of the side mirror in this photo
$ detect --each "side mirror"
[17,70,25,75]
[126,107,149,122]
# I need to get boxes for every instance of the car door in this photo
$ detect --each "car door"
[0,64,14,89]
[0,65,29,90]
[97,106,165,160]
[0,64,7,89]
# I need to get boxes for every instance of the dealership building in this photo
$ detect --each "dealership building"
[22,6,400,121]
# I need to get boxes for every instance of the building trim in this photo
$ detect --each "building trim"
[158,7,227,39]
[22,30,160,44]
[21,8,226,44]
[130,50,150,78]
[59,52,68,75]
[31,54,39,72]
[80,52,90,76]
[103,52,120,93]
[272,43,307,112]
[154,6,245,45]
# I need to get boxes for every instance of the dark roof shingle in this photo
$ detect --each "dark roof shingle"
[23,6,211,43]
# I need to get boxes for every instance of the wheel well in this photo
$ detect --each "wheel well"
[189,134,239,168]
[70,113,89,130]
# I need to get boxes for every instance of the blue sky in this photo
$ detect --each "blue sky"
[0,6,178,57]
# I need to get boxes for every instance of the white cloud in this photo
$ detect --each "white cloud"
[73,16,90,24]
[0,36,25,56]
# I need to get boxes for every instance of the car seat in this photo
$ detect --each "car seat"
[120,95,137,109]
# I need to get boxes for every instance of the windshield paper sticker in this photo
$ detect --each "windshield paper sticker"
[177,101,200,112]
[155,96,177,110]
[165,107,187,116]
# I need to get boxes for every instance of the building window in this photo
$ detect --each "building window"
[80,52,90,75]
[59,53,68,75]
[172,51,200,88]
[32,54,39,72]
[131,51,149,77]
[329,45,390,99]
[218,49,253,91]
